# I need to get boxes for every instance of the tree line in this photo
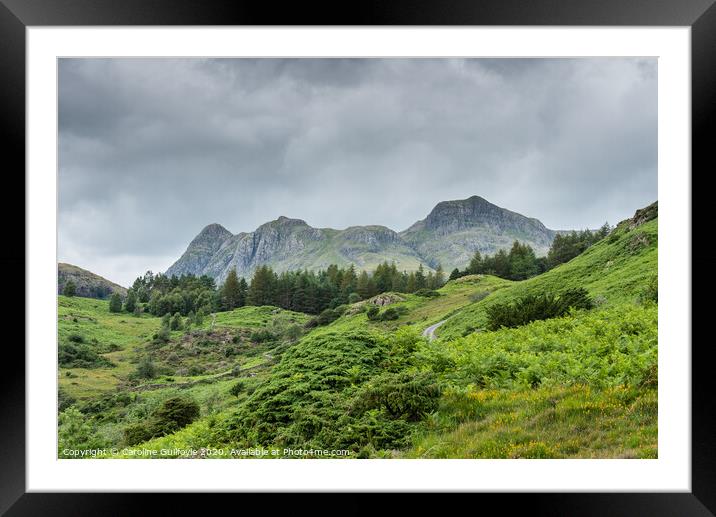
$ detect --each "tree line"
[449,224,612,282]
[109,261,446,317]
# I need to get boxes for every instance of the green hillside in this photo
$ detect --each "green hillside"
[437,216,657,340]
[57,207,658,459]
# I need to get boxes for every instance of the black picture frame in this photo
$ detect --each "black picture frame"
[2,0,709,514]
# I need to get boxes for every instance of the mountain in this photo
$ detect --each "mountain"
[399,196,556,270]
[58,263,128,299]
[165,196,559,283]
[166,217,425,283]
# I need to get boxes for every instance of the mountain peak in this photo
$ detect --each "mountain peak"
[262,216,309,229]
[189,223,233,246]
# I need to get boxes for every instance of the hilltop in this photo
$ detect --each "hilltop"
[58,263,127,299]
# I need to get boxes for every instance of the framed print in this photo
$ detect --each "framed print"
[3,0,711,514]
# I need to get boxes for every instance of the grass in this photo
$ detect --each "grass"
[401,384,657,459]
[58,212,659,460]
[58,296,160,399]
[438,218,657,340]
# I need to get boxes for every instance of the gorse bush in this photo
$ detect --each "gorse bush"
[414,289,440,298]
[380,307,400,321]
[250,329,276,343]
[486,288,593,330]
[123,396,200,446]
[221,328,431,452]
[366,306,380,321]
[58,342,114,369]
[350,371,440,421]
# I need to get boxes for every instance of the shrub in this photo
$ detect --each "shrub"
[123,423,154,446]
[133,357,156,380]
[58,389,76,412]
[250,329,276,343]
[151,396,200,436]
[638,276,658,304]
[380,307,400,321]
[414,289,440,298]
[170,312,183,331]
[285,324,302,342]
[558,288,594,311]
[188,365,205,376]
[315,308,340,327]
[109,293,123,313]
[350,371,441,422]
[58,407,108,454]
[348,292,361,304]
[122,397,200,446]
[486,288,593,330]
[68,333,84,343]
[230,381,245,397]
[58,342,114,369]
[366,306,380,321]
[152,326,170,344]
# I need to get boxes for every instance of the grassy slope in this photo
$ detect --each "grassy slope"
[59,296,160,399]
[59,215,658,459]
[58,301,309,400]
[438,218,657,340]
[397,218,659,458]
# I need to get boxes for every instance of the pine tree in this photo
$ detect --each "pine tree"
[356,271,377,300]
[340,265,358,297]
[124,290,137,313]
[221,269,244,310]
[248,266,276,307]
[406,272,417,293]
[415,264,426,290]
[434,264,445,288]
[467,251,483,275]
[426,271,436,289]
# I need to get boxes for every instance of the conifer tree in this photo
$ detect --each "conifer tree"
[221,269,244,310]
[415,264,426,290]
[434,264,445,287]
[124,290,137,313]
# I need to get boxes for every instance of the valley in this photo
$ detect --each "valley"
[58,202,658,459]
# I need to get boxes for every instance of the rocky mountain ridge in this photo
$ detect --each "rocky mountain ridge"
[166,196,559,283]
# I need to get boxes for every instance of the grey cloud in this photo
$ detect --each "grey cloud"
[58,58,657,286]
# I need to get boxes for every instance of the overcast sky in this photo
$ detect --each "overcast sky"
[59,58,657,286]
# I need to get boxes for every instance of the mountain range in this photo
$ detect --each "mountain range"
[166,195,558,283]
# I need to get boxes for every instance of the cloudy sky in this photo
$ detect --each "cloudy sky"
[59,58,657,286]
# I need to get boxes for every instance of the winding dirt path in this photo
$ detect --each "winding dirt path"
[422,319,447,341]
